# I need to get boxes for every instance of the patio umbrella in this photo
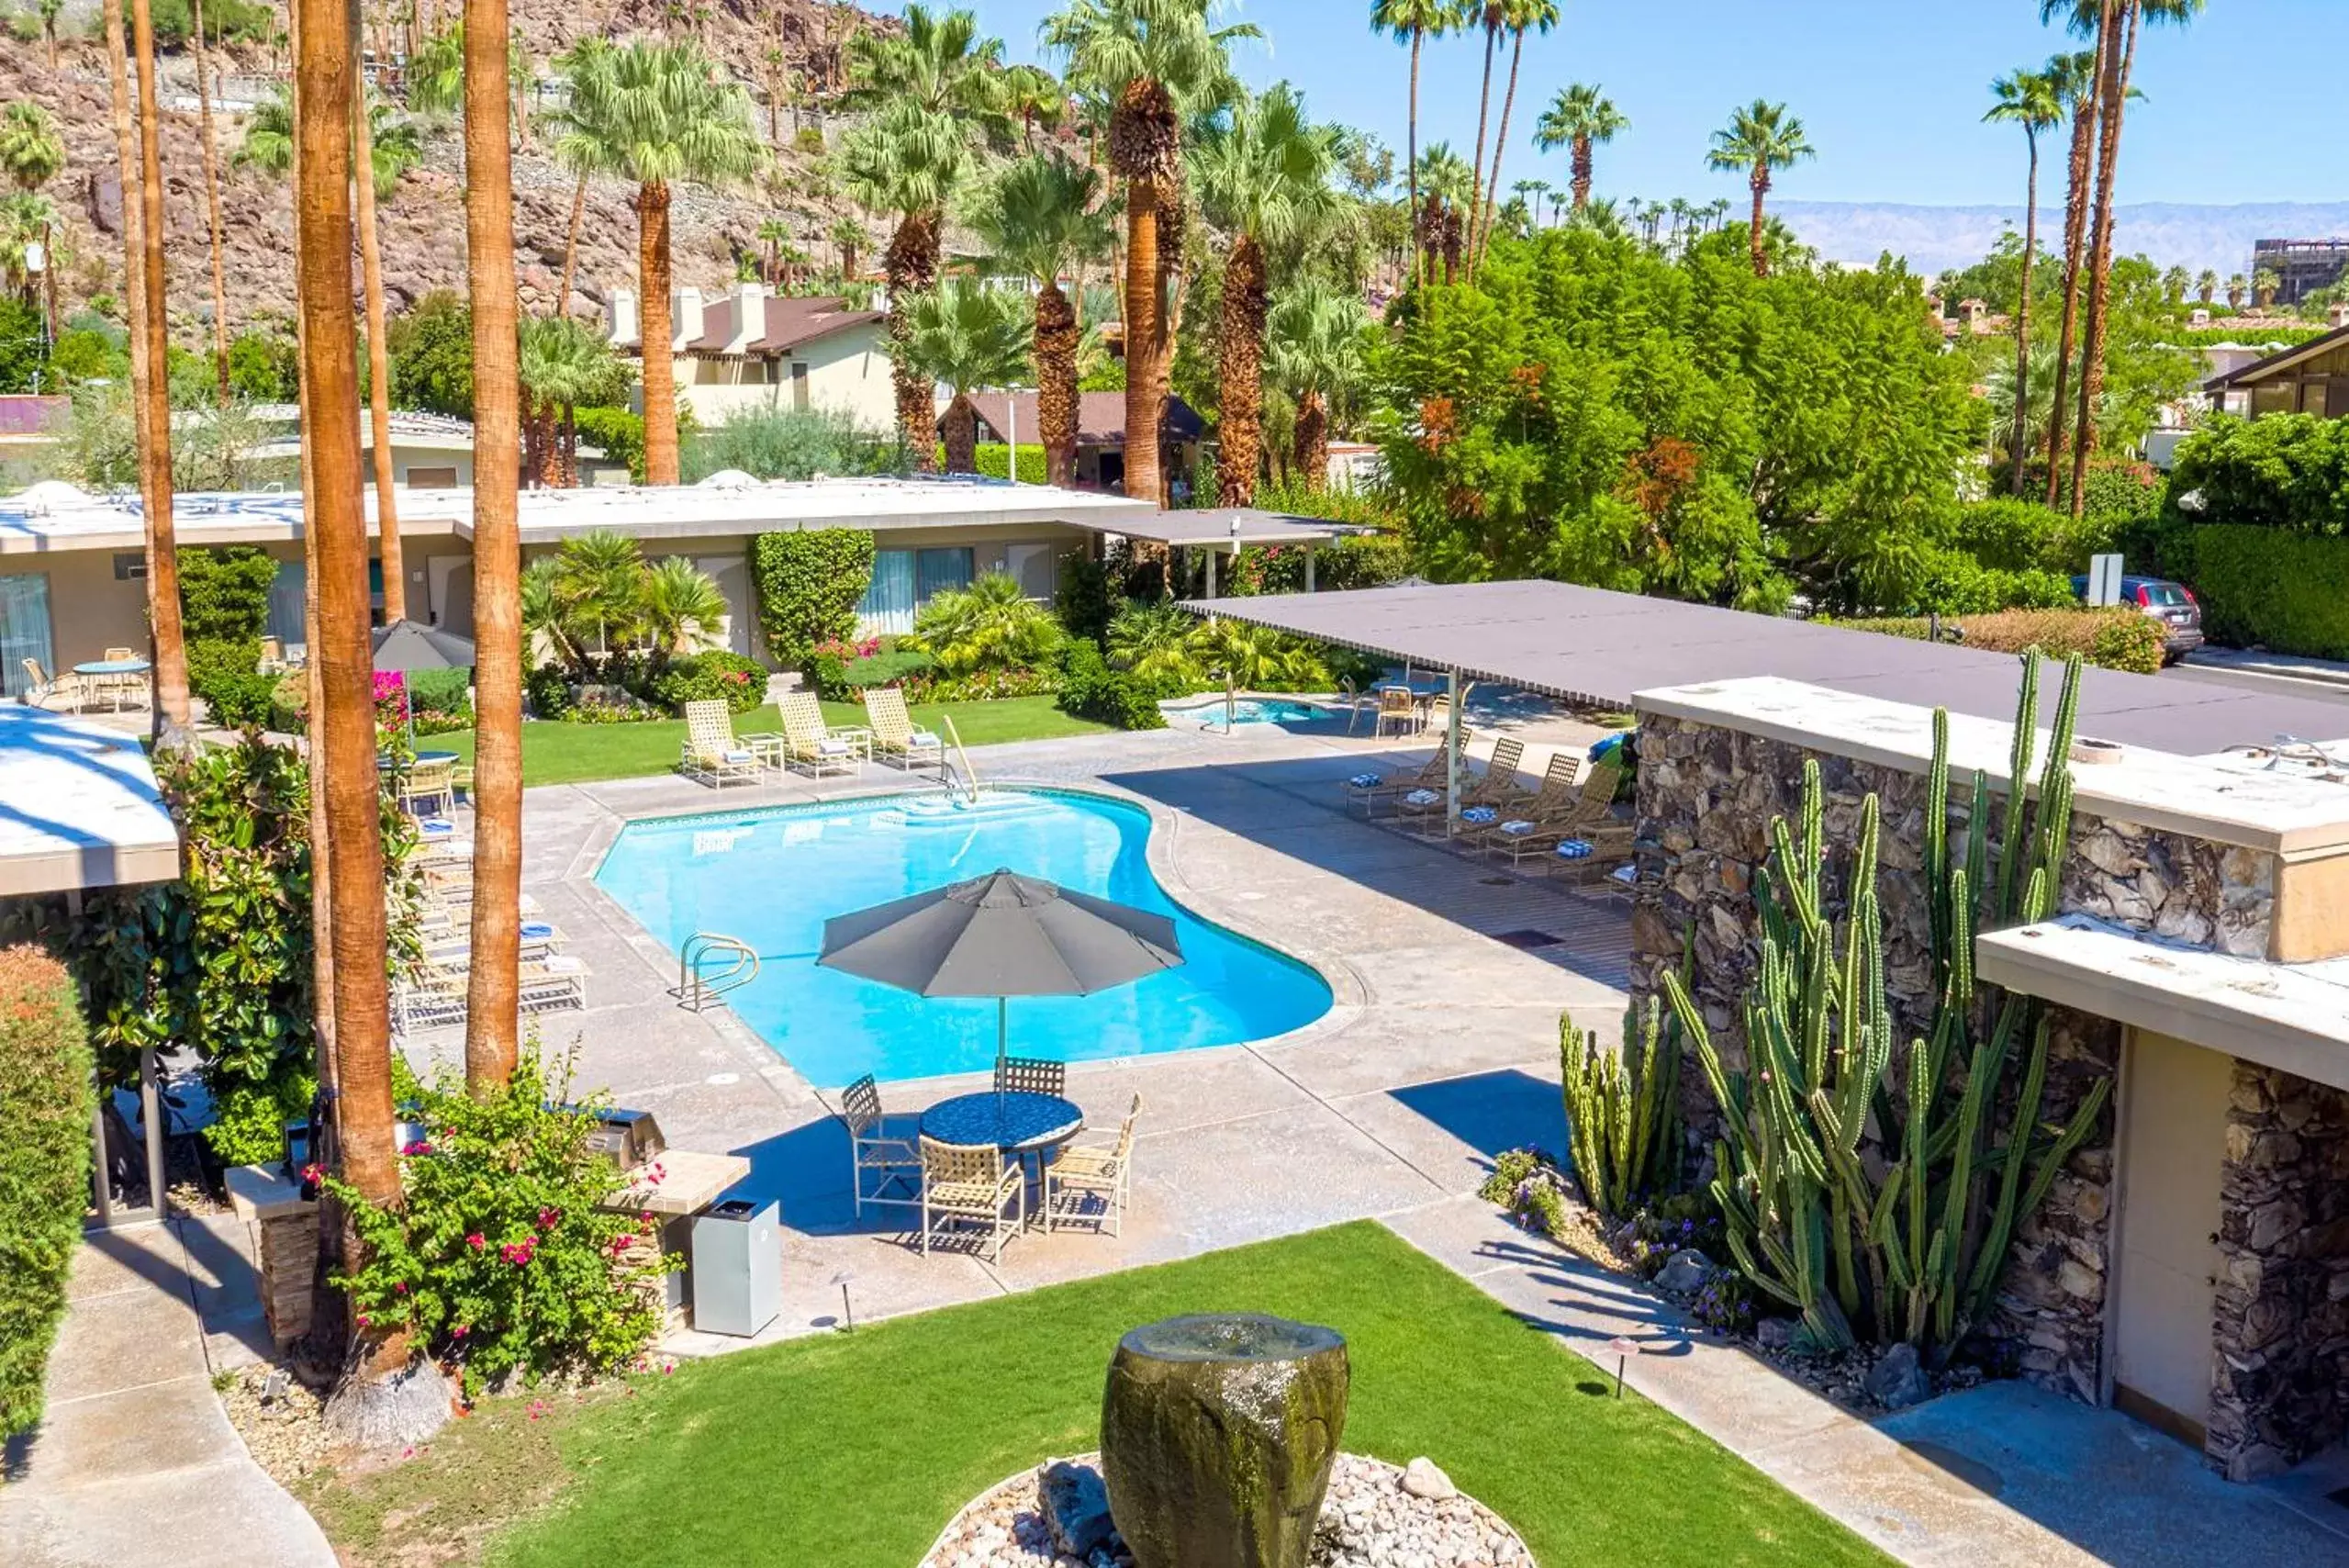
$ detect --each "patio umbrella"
[371,619,477,672]
[816,868,1184,1060]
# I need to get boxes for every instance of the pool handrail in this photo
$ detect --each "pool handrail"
[676,931,759,1013]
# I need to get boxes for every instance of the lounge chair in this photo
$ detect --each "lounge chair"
[1398,737,1527,837]
[841,1075,923,1218]
[862,686,944,769]
[1531,756,1637,880]
[398,756,458,817]
[679,700,762,788]
[1469,753,1592,861]
[918,1136,1023,1260]
[747,690,866,778]
[1047,1092,1140,1237]
[18,657,87,711]
[1340,739,1454,818]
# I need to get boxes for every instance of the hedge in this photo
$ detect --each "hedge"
[0,946,95,1439]
[1833,607,2165,674]
[751,529,875,667]
[931,442,1046,485]
[1057,640,1167,730]
[186,635,276,727]
[2164,414,2349,536]
[647,649,768,714]
[177,545,278,643]
[2163,525,2349,659]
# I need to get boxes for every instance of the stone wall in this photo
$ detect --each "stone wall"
[2208,1063,2349,1481]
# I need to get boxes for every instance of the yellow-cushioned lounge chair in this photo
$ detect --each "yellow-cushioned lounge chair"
[679,700,762,788]
[863,686,944,768]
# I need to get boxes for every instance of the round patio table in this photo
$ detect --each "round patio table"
[923,1091,1084,1229]
[73,657,151,676]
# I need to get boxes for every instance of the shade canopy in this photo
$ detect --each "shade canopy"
[816,868,1183,999]
[371,619,476,672]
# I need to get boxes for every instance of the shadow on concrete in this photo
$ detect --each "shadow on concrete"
[1387,1068,1567,1173]
[730,1108,924,1240]
[1472,1236,1697,1358]
[1096,756,1634,992]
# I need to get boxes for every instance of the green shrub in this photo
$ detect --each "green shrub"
[0,946,95,1439]
[1054,554,1119,643]
[178,545,279,642]
[185,636,278,727]
[2166,524,2349,658]
[808,640,933,700]
[688,405,905,483]
[327,1048,675,1397]
[406,667,472,715]
[2089,610,2168,674]
[525,662,575,719]
[929,442,1046,484]
[1952,498,2074,574]
[1834,606,2164,673]
[899,666,1057,702]
[1907,547,2074,616]
[1224,533,1414,596]
[751,529,875,666]
[573,407,644,480]
[1057,640,1168,730]
[2164,414,2349,535]
[907,571,1063,675]
[647,649,767,714]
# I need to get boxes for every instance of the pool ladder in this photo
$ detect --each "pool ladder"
[938,713,983,805]
[675,932,759,1013]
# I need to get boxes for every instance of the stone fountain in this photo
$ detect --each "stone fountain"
[1099,1313,1349,1568]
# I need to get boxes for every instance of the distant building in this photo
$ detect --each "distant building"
[606,285,895,431]
[954,391,1205,494]
[2249,239,2349,306]
[2202,324,2349,420]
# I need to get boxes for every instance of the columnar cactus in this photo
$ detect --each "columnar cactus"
[1662,654,2111,1359]
[1560,996,1681,1220]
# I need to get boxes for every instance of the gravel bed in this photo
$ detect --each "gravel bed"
[920,1452,1531,1568]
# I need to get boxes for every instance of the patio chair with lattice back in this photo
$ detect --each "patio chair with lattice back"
[19,658,87,711]
[1047,1092,1141,1237]
[863,685,944,769]
[994,1053,1067,1097]
[750,690,866,778]
[1541,756,1636,881]
[1397,736,1527,836]
[679,700,761,788]
[918,1136,1023,1260]
[840,1074,923,1218]
[1371,685,1419,739]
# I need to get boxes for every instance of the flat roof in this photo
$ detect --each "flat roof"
[0,707,180,895]
[0,476,1160,555]
[1112,509,1338,546]
[1189,578,2349,759]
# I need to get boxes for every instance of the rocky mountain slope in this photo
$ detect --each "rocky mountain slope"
[1777,198,2349,279]
[6,4,882,342]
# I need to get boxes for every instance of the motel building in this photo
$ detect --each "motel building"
[0,476,1339,692]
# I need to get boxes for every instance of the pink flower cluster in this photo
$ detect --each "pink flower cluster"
[499,1235,538,1268]
[399,1138,433,1156]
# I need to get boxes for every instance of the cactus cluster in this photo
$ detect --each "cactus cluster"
[1560,995,1681,1221]
[1661,655,2113,1358]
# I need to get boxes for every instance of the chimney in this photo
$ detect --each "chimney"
[2332,301,2349,330]
[609,287,639,348]
[672,286,705,352]
[2190,307,2212,329]
[726,282,766,356]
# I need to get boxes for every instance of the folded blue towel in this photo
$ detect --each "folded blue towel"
[1556,839,1594,860]
[520,921,554,940]
[723,749,755,765]
[419,818,456,837]
[1347,772,1384,789]
[1402,788,1440,807]
[1497,819,1537,835]
[1460,805,1499,824]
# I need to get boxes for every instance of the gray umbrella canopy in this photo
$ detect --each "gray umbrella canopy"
[372,619,477,672]
[817,868,1183,999]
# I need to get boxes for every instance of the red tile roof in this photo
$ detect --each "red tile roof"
[686,294,885,356]
[959,390,1203,447]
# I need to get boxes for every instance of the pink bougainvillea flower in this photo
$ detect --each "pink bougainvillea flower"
[393,1281,408,1294]
[356,1314,371,1327]
[537,1207,560,1231]
[466,1233,486,1249]
[453,1325,469,1338]
[300,1162,323,1184]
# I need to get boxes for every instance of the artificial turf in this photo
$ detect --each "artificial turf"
[300,1222,1888,1568]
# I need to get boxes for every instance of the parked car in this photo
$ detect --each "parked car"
[2069,574,2204,662]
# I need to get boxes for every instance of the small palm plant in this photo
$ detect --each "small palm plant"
[901,277,1034,474]
[1195,618,1329,691]
[518,316,632,487]
[909,571,1062,675]
[1104,599,1204,687]
[639,558,731,658]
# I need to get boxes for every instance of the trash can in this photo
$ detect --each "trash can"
[689,1197,780,1337]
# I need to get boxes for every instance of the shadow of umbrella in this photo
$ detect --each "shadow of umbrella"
[371,619,476,672]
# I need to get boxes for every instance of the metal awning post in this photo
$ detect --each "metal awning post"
[140,1047,165,1218]
[1445,666,1461,824]
[1204,546,1217,599]
[1303,544,1316,592]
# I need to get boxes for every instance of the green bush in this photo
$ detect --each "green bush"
[327,1049,674,1397]
[686,406,905,483]
[0,946,95,1439]
[525,663,575,719]
[1952,498,2073,574]
[908,571,1063,675]
[186,636,278,727]
[2164,414,2349,535]
[930,442,1046,484]
[573,407,644,481]
[808,641,933,700]
[405,667,474,733]
[178,545,279,642]
[899,666,1058,702]
[1834,607,2164,673]
[1054,554,1119,643]
[1057,640,1168,730]
[147,0,273,45]
[751,529,875,667]
[1907,547,2074,616]
[2166,524,2349,658]
[1225,533,1413,596]
[647,649,767,714]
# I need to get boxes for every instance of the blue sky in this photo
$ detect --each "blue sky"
[971,0,2337,207]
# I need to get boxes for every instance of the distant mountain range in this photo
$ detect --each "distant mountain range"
[1773,201,2349,279]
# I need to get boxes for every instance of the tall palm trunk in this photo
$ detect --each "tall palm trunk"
[1150,185,1184,496]
[637,179,680,484]
[554,170,587,317]
[128,0,190,732]
[882,207,940,471]
[1119,172,1162,503]
[1572,136,1593,209]
[940,392,978,473]
[193,0,232,405]
[2070,0,2137,521]
[1034,279,1079,488]
[1747,165,1770,278]
[102,0,151,486]
[296,0,443,1447]
[1476,28,1527,268]
[1404,33,1421,288]
[464,0,522,1096]
[1214,231,1266,507]
[2010,128,2041,497]
[352,53,404,623]
[2041,84,2099,505]
[1294,387,1328,493]
[1466,17,1496,263]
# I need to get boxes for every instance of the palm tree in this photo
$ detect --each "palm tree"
[182,0,233,403]
[1535,83,1627,214]
[547,38,615,319]
[352,72,412,622]
[756,218,792,286]
[2253,267,2279,309]
[1514,177,1549,230]
[1191,83,1343,506]
[1370,0,1456,288]
[1464,1,1504,270]
[1473,0,1558,269]
[464,0,526,1097]
[2225,273,2245,309]
[1985,65,2061,495]
[2035,43,2099,506]
[838,5,1005,465]
[969,151,1113,487]
[830,214,872,279]
[2161,264,2189,304]
[125,0,189,731]
[639,557,731,657]
[38,0,59,67]
[1045,0,1253,503]
[1265,278,1367,491]
[518,315,628,486]
[902,278,1033,474]
[2197,267,2218,305]
[407,21,536,164]
[562,39,761,486]
[1706,100,1813,278]
[1415,140,1473,282]
[1000,62,1067,150]
[0,104,63,349]
[1105,599,1203,683]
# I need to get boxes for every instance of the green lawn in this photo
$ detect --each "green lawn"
[424,695,1113,788]
[297,1224,1886,1568]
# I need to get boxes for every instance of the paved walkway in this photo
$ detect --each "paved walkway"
[0,1220,333,1568]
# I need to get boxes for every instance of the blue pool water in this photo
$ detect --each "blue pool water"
[594,789,1333,1086]
[1162,697,1327,732]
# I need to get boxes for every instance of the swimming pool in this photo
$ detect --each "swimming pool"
[1160,696,1329,732]
[594,789,1333,1086]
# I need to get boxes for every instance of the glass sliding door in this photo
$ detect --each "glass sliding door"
[266,560,307,644]
[913,546,973,602]
[857,548,917,634]
[0,572,54,696]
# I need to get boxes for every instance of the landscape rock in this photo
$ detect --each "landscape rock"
[1754,1316,1798,1352]
[1399,1458,1455,1502]
[1863,1343,1931,1411]
[1653,1248,1711,1294]
[1040,1461,1114,1558]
